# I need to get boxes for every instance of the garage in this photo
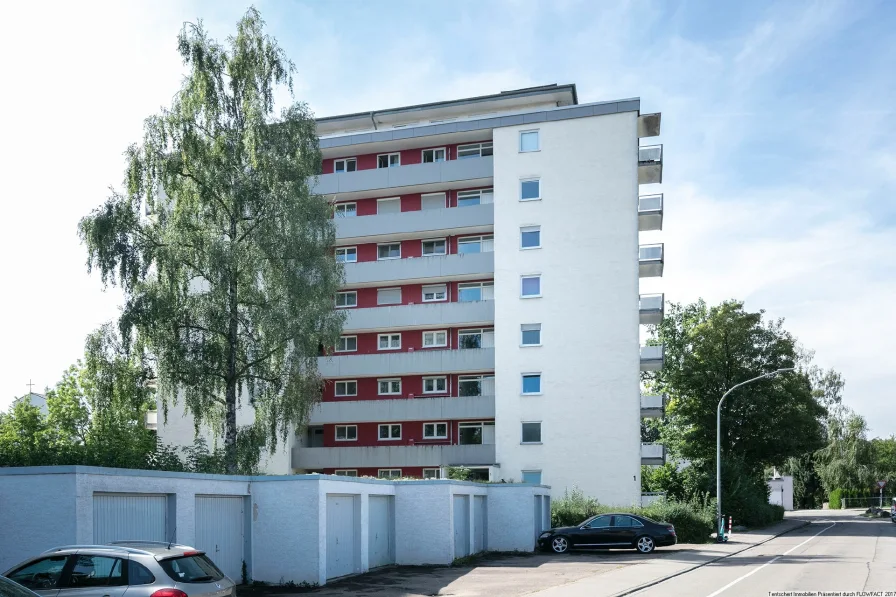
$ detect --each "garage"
[533,495,544,543]
[453,495,470,558]
[367,495,395,568]
[326,495,359,579]
[93,493,167,543]
[195,496,245,582]
[472,495,487,554]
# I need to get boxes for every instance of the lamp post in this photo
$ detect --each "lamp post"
[716,367,794,541]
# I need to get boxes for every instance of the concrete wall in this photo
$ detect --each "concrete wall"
[486,485,551,552]
[768,476,794,511]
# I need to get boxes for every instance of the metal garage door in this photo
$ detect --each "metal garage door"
[533,495,543,543]
[368,495,394,568]
[327,495,358,579]
[94,494,167,543]
[195,496,245,582]
[453,495,470,558]
[473,496,487,554]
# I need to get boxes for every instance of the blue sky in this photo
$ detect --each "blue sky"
[1,0,893,435]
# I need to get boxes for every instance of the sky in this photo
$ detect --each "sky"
[1,0,893,436]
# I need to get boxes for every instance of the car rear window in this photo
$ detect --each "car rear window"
[158,555,224,583]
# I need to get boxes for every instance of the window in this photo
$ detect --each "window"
[421,239,447,256]
[520,226,541,249]
[422,148,446,163]
[423,422,448,439]
[423,468,442,479]
[458,282,494,302]
[334,158,357,173]
[522,374,542,394]
[378,378,401,395]
[377,153,400,168]
[459,421,495,445]
[377,288,402,305]
[377,197,401,215]
[335,425,357,441]
[421,192,446,210]
[520,178,541,201]
[457,188,494,207]
[8,556,68,590]
[66,555,125,588]
[377,243,401,260]
[378,424,402,440]
[334,381,358,397]
[521,275,541,297]
[521,324,541,346]
[459,376,482,397]
[422,284,447,302]
[457,235,494,254]
[586,515,613,529]
[378,333,401,350]
[459,328,493,349]
[522,470,542,484]
[335,247,357,263]
[422,330,447,348]
[457,142,493,159]
[613,515,643,528]
[334,203,356,218]
[378,468,402,479]
[335,291,357,308]
[522,422,542,444]
[423,376,447,394]
[336,336,357,353]
[520,130,540,152]
[335,469,358,476]
[127,561,156,585]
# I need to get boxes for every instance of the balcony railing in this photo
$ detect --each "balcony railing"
[639,293,664,325]
[309,395,495,425]
[638,193,663,231]
[640,394,666,419]
[343,251,494,287]
[640,344,665,372]
[318,347,495,378]
[335,203,494,243]
[639,243,664,278]
[638,144,663,185]
[641,443,666,465]
[292,443,496,469]
[342,300,495,333]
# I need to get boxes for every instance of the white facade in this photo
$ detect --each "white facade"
[768,475,795,511]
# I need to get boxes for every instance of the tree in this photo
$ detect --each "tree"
[78,9,344,473]
[814,411,875,492]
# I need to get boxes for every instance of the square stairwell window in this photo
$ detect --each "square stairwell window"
[423,468,442,479]
[336,336,357,353]
[377,153,400,168]
[333,158,357,173]
[377,243,401,260]
[334,381,357,397]
[378,468,402,479]
[521,275,542,298]
[422,284,447,302]
[520,130,540,152]
[422,148,446,163]
[520,226,541,249]
[522,470,542,484]
[335,247,357,263]
[423,422,448,439]
[378,424,402,440]
[378,333,401,350]
[521,422,542,444]
[422,330,448,348]
[334,469,358,476]
[423,376,447,394]
[422,239,447,256]
[335,291,357,308]
[521,324,541,346]
[335,425,357,442]
[520,179,541,201]
[378,379,402,396]
[522,373,542,395]
[377,288,402,305]
[334,203,356,218]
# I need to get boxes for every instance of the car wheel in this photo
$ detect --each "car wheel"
[636,535,655,554]
[551,536,570,554]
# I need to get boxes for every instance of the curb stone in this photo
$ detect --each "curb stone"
[609,520,812,597]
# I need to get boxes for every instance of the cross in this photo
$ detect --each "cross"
[26,379,34,395]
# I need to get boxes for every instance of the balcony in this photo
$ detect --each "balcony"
[336,203,494,243]
[638,113,662,138]
[638,194,663,231]
[639,243,664,278]
[343,251,494,287]
[638,145,663,185]
[309,395,495,425]
[640,394,666,418]
[318,347,494,378]
[641,443,666,466]
[343,300,494,333]
[313,156,493,200]
[292,443,496,469]
[640,344,665,372]
[639,293,665,325]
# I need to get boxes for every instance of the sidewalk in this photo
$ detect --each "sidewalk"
[529,517,810,597]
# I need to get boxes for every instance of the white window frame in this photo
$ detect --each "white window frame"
[422,376,447,394]
[520,178,541,202]
[334,202,357,218]
[521,324,542,347]
[520,274,542,298]
[334,469,358,476]
[334,158,357,173]
[335,246,357,263]
[376,287,402,306]
[335,291,357,308]
[336,335,358,353]
[520,130,540,153]
[421,238,447,256]
[378,468,402,478]
[457,188,494,207]
[377,153,401,168]
[458,328,486,349]
[376,197,401,215]
[334,380,358,397]
[458,281,494,302]
[521,421,542,444]
[458,375,484,397]
[457,235,494,254]
[423,468,442,479]
[521,470,543,484]
[457,142,493,159]
[522,373,542,395]
[378,378,402,396]
[377,242,402,261]
[421,284,447,303]
[423,422,449,439]
[378,424,402,441]
[520,226,541,250]
[377,333,401,351]
[335,425,357,442]
[421,147,446,163]
[422,330,448,348]
[420,192,446,209]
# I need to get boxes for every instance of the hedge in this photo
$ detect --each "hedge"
[829,488,842,509]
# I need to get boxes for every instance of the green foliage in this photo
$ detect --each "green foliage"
[829,488,842,509]
[814,412,875,492]
[447,466,472,481]
[781,454,825,509]
[78,8,343,473]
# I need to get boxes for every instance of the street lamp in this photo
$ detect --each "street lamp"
[716,367,794,541]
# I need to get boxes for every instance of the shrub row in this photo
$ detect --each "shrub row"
[829,488,842,509]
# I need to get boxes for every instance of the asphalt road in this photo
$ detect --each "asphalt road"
[633,510,896,597]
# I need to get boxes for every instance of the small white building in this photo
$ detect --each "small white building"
[768,475,794,511]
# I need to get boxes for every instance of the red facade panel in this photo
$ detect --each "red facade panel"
[342,279,493,308]
[321,373,494,402]
[322,419,493,448]
[322,141,490,174]
[336,328,494,356]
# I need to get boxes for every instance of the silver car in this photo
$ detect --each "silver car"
[3,542,236,597]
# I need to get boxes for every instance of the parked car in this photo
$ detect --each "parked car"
[0,575,40,597]
[3,542,235,597]
[538,513,677,554]
[891,496,895,523]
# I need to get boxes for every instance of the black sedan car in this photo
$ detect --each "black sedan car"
[538,513,676,554]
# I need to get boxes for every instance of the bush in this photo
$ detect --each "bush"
[829,488,842,509]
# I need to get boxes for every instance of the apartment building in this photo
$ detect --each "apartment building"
[157,83,666,505]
